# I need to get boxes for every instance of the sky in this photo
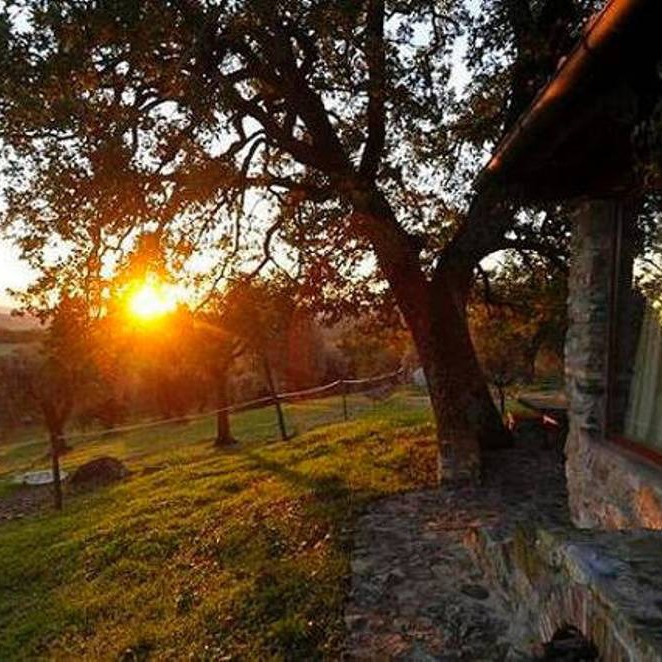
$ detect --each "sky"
[0,5,474,311]
[0,239,34,309]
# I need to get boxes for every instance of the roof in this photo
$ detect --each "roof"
[478,0,662,201]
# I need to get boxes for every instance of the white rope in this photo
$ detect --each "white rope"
[279,380,342,400]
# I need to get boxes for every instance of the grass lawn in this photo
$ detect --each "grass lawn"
[0,392,418,480]
[0,390,437,660]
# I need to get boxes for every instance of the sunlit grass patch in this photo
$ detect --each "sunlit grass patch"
[0,390,435,659]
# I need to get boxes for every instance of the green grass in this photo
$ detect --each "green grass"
[0,390,436,660]
[0,392,414,479]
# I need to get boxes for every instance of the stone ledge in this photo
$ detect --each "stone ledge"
[467,522,662,661]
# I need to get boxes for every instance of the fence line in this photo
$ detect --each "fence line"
[38,368,406,446]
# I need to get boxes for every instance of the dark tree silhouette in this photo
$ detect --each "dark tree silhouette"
[0,0,594,481]
[14,296,98,510]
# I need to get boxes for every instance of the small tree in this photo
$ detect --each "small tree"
[193,307,245,448]
[471,306,530,414]
[336,315,413,379]
[223,279,297,442]
[15,296,98,509]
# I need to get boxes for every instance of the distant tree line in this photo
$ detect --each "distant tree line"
[0,327,42,344]
[0,288,413,440]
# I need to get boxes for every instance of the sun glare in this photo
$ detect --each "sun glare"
[127,278,179,321]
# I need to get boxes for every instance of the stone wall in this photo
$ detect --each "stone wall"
[467,521,662,660]
[565,198,662,529]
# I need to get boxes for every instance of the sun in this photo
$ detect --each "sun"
[127,277,179,321]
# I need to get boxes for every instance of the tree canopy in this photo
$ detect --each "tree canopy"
[0,0,598,482]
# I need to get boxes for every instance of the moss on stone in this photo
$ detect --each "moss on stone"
[512,526,544,584]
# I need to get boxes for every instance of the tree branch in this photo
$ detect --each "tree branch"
[497,237,567,272]
[260,16,349,172]
[360,0,387,179]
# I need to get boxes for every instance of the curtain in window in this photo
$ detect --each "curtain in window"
[625,304,662,450]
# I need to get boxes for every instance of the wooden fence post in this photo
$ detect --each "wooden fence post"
[50,434,63,511]
[342,381,349,421]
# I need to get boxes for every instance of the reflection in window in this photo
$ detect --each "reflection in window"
[625,304,662,451]
[612,207,662,454]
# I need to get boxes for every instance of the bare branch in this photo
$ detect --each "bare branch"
[497,237,567,272]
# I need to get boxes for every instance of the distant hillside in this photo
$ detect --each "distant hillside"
[0,308,42,358]
[0,308,41,331]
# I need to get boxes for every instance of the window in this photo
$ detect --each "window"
[608,200,662,464]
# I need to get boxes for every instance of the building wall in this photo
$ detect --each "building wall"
[565,198,662,529]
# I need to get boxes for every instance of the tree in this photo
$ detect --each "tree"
[223,278,297,441]
[467,202,572,407]
[209,337,242,447]
[14,296,99,509]
[0,0,595,481]
[469,288,565,414]
[194,302,246,447]
[283,308,330,389]
[471,253,568,411]
[0,353,34,431]
[336,315,413,379]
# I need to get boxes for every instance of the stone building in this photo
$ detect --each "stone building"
[473,1,662,657]
[564,199,662,530]
[482,0,662,531]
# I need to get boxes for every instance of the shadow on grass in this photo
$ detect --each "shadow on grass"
[239,447,355,501]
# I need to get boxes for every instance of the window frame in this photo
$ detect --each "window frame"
[606,209,662,468]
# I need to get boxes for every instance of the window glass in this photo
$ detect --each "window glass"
[612,202,662,453]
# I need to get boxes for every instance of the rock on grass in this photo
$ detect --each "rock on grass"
[70,457,129,489]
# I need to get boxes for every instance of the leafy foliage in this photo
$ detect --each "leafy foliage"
[471,252,567,397]
[0,0,591,288]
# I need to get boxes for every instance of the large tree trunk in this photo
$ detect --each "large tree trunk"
[214,370,237,447]
[348,185,512,484]
[411,281,512,483]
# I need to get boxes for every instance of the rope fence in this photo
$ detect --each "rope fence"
[14,368,407,452]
